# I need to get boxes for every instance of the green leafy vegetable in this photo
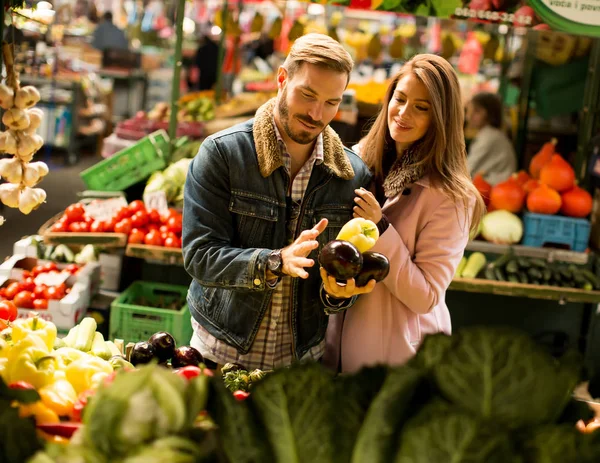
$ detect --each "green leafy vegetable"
[251,363,335,463]
[394,410,521,463]
[433,327,580,428]
[520,425,580,463]
[429,0,462,17]
[409,332,455,371]
[351,365,426,463]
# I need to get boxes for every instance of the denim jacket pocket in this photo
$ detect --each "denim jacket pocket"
[229,190,280,248]
[312,205,354,246]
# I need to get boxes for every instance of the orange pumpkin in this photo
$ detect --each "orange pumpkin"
[560,186,593,218]
[512,170,530,187]
[529,138,557,179]
[473,173,492,206]
[527,183,562,215]
[489,177,526,213]
[539,154,576,193]
[523,179,540,195]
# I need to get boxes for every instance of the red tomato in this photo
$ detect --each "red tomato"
[166,216,182,235]
[160,231,169,241]
[79,222,91,233]
[144,230,163,246]
[147,223,160,232]
[69,222,87,233]
[31,265,46,277]
[33,285,47,299]
[0,300,18,321]
[0,319,6,331]
[33,299,48,310]
[131,210,149,228]
[174,366,202,380]
[45,286,64,301]
[115,206,132,221]
[104,217,119,233]
[65,264,80,274]
[148,209,161,224]
[83,215,94,225]
[59,214,70,224]
[13,291,35,309]
[4,282,22,300]
[43,262,58,273]
[65,204,85,222]
[0,288,6,298]
[21,278,36,292]
[90,221,104,233]
[128,200,146,214]
[128,229,146,244]
[22,271,32,279]
[114,218,132,235]
[164,236,181,248]
[51,221,69,233]
[159,225,169,234]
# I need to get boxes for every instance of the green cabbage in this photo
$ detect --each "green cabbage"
[480,210,523,245]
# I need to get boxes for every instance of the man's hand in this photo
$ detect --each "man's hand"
[320,267,376,298]
[281,218,328,279]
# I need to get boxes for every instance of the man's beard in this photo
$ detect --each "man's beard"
[278,88,324,145]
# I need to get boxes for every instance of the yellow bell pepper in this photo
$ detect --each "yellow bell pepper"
[6,337,57,389]
[18,400,60,424]
[336,217,380,253]
[12,317,57,351]
[38,377,78,417]
[54,347,87,370]
[0,338,9,358]
[65,355,113,394]
[0,357,7,382]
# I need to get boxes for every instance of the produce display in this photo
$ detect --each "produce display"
[144,158,194,209]
[456,249,600,289]
[49,200,183,249]
[0,48,48,219]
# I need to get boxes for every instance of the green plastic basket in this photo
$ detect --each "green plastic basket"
[109,281,192,347]
[80,130,169,192]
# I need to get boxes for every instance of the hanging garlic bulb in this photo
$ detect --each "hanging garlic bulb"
[14,86,41,109]
[0,84,14,110]
[16,133,39,161]
[0,131,17,155]
[2,108,30,131]
[0,156,23,184]
[22,161,49,187]
[0,216,4,226]
[19,186,46,214]
[0,183,21,208]
[26,108,44,132]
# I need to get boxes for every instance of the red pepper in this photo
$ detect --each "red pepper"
[37,422,82,438]
[174,366,214,380]
[233,390,250,401]
[70,389,95,422]
[9,381,35,390]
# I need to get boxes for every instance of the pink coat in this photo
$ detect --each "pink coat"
[324,174,474,373]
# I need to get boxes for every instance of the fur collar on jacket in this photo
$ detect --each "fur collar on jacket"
[252,98,355,180]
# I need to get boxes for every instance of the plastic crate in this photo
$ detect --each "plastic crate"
[80,130,169,191]
[109,281,192,346]
[522,212,591,252]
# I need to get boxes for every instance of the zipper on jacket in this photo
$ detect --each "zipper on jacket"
[289,176,331,359]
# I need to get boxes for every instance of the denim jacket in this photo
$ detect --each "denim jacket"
[182,99,372,359]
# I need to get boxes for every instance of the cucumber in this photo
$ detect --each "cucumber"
[529,258,547,268]
[90,332,112,360]
[485,266,497,281]
[455,257,468,278]
[518,271,529,284]
[494,267,507,281]
[462,252,487,279]
[508,274,519,283]
[63,325,79,349]
[492,252,513,269]
[505,259,519,274]
[581,270,600,290]
[542,269,552,281]
[105,340,122,357]
[517,257,530,269]
[527,268,543,280]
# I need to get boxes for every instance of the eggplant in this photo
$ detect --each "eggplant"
[171,346,204,368]
[318,240,363,280]
[148,331,176,363]
[129,341,156,366]
[355,252,390,287]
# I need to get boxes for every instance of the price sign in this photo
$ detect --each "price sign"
[35,271,70,287]
[84,197,128,223]
[143,191,169,217]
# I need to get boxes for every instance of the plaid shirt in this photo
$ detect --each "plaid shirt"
[191,119,325,370]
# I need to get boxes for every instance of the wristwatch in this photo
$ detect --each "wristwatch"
[267,249,286,277]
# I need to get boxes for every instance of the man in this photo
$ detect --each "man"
[91,12,128,51]
[182,34,374,371]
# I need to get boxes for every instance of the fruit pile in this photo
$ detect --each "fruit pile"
[146,96,215,123]
[474,138,593,219]
[318,218,390,289]
[0,52,48,217]
[0,261,80,314]
[50,200,183,248]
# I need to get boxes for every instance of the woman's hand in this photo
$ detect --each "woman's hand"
[353,188,382,224]
[320,267,376,299]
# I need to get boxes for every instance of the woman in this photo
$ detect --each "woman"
[323,54,485,373]
[466,92,517,185]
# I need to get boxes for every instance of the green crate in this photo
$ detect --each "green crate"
[109,281,192,347]
[80,130,169,192]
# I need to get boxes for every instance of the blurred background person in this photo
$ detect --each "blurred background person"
[466,92,516,185]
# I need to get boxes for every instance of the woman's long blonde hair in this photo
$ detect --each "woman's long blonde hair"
[361,54,484,234]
